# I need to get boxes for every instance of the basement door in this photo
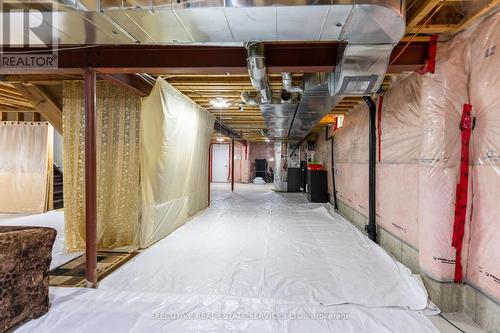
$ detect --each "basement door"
[212,143,229,183]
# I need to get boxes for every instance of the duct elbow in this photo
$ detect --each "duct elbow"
[245,42,272,104]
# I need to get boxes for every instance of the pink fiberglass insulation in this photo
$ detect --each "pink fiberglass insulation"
[332,13,499,301]
[333,104,369,215]
[417,30,474,282]
[334,74,423,248]
[466,11,500,300]
[376,74,423,248]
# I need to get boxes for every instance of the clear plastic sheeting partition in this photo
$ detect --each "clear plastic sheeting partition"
[0,122,53,213]
[140,78,215,248]
[63,82,141,252]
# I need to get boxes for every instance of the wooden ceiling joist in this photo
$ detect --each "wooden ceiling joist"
[12,83,62,133]
[453,0,500,33]
[406,0,443,33]
[1,0,496,141]
[100,73,154,97]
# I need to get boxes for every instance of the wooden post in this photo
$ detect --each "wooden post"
[231,139,235,192]
[84,68,97,288]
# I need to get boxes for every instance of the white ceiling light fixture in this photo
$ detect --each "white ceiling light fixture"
[216,137,225,142]
[210,97,230,108]
[265,138,270,142]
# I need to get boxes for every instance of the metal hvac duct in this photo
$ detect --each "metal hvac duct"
[17,0,405,46]
[28,0,405,144]
[245,42,272,104]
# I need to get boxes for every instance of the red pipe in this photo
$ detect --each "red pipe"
[84,68,97,288]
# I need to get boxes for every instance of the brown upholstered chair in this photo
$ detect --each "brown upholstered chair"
[0,226,56,333]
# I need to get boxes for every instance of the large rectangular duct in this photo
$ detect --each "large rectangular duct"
[4,0,404,46]
[11,0,406,145]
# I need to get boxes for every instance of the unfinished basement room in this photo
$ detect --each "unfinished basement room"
[0,0,499,332]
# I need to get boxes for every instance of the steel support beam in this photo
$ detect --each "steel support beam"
[83,68,97,288]
[0,42,429,75]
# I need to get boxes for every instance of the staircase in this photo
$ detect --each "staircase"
[53,165,64,209]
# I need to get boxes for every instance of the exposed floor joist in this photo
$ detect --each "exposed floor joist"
[12,83,63,133]
[1,0,497,141]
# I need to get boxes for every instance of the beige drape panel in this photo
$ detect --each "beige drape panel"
[63,82,141,252]
[0,122,53,213]
[140,78,215,248]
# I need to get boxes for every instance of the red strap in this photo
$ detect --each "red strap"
[417,35,438,75]
[452,103,473,283]
[377,94,384,162]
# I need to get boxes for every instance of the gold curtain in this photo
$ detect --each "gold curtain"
[63,82,141,252]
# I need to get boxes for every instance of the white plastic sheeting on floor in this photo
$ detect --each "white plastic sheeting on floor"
[15,287,438,333]
[14,184,438,332]
[1,210,81,269]
[100,184,428,310]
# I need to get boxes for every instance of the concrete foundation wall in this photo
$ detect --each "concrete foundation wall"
[336,199,500,333]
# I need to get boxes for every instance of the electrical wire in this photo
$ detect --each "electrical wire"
[390,1,445,66]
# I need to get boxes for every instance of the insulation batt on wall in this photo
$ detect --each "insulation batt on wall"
[418,28,473,282]
[466,12,500,301]
[332,10,500,302]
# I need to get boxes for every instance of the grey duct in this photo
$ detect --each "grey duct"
[281,73,302,94]
[245,42,272,104]
[29,0,404,45]
[281,72,302,103]
[39,0,405,144]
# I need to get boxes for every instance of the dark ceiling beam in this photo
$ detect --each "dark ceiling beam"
[99,73,154,97]
[0,41,429,75]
